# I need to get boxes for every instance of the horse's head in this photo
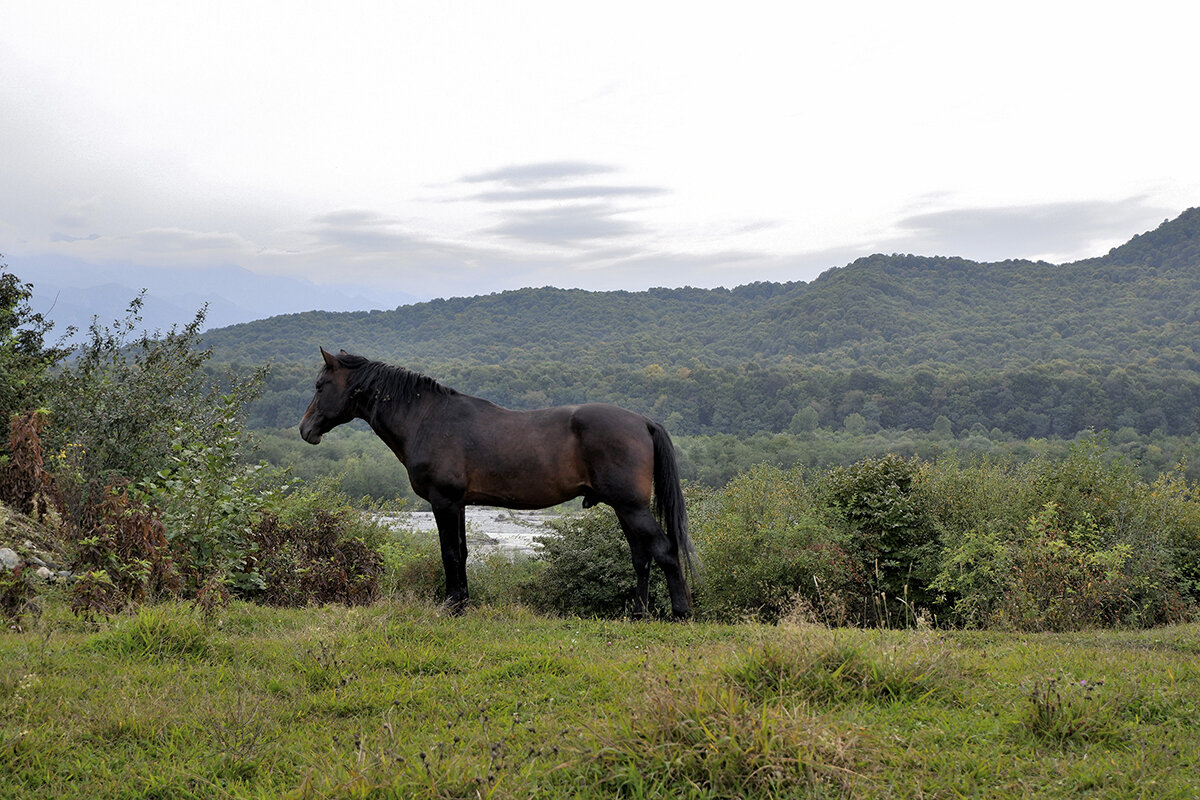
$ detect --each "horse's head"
[300,348,357,444]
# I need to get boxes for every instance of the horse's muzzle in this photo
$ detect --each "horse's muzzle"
[299,417,323,444]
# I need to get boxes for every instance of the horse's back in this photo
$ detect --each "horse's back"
[565,402,651,435]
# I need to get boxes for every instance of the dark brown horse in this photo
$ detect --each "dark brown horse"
[299,349,694,617]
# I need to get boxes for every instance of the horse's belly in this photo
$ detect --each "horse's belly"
[461,440,587,509]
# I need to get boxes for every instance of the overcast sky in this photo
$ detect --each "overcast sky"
[3,1,1197,302]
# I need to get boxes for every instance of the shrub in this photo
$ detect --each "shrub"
[71,483,182,612]
[927,437,1197,629]
[521,506,670,618]
[1001,502,1138,631]
[139,394,287,594]
[0,410,63,523]
[43,296,265,527]
[821,454,942,624]
[691,465,860,623]
[248,483,389,607]
[923,457,1038,626]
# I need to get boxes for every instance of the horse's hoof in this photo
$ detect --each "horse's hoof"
[441,598,469,616]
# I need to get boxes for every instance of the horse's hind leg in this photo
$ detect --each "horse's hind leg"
[614,505,690,619]
[620,529,653,619]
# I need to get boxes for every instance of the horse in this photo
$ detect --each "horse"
[299,348,695,618]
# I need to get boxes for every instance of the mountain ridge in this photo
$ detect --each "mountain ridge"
[200,207,1200,374]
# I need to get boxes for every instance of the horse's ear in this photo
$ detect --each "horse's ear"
[321,348,340,369]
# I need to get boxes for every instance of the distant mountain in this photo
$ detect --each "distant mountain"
[201,207,1200,373]
[20,254,417,339]
[198,208,1200,440]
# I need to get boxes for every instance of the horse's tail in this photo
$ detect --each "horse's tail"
[649,421,699,599]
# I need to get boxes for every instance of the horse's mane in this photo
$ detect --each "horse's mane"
[333,352,457,405]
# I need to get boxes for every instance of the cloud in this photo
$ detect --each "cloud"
[893,197,1174,262]
[472,184,666,203]
[131,227,250,252]
[488,204,645,246]
[307,210,427,252]
[457,160,669,252]
[462,161,615,186]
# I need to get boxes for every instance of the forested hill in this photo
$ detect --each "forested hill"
[204,208,1200,439]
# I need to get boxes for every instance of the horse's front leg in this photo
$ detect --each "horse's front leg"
[432,502,470,614]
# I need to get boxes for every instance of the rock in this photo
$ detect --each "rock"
[0,547,20,570]
[27,554,47,568]
[35,566,53,581]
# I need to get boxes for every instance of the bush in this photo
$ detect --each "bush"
[71,483,182,613]
[927,437,1198,629]
[691,465,860,623]
[521,507,670,618]
[0,267,67,429]
[248,482,391,606]
[139,394,288,594]
[0,410,63,523]
[821,454,942,624]
[43,296,266,527]
[923,456,1038,626]
[999,502,1138,631]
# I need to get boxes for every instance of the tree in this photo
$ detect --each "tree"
[43,294,267,523]
[0,264,69,432]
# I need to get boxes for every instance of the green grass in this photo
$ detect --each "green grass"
[3,594,1199,799]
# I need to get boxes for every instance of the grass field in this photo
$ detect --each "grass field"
[2,595,1198,799]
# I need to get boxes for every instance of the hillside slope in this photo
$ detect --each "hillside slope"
[203,209,1200,438]
[204,208,1200,372]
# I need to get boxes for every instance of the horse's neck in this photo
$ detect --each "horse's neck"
[361,394,436,464]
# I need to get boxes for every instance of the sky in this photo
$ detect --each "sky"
[3,1,1198,304]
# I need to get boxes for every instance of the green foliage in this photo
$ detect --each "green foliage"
[0,265,68,430]
[0,565,38,631]
[521,506,670,618]
[1001,502,1138,631]
[139,395,287,594]
[690,465,859,623]
[927,438,1198,630]
[822,454,941,623]
[69,569,122,621]
[680,440,1200,630]
[43,295,267,522]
